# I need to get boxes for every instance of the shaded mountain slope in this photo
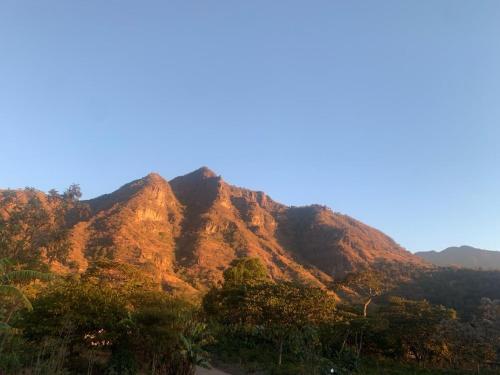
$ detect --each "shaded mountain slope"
[416,245,500,270]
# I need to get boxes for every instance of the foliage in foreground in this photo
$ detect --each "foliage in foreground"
[1,255,500,374]
[1,267,210,374]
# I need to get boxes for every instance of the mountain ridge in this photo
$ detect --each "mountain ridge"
[0,167,427,294]
[416,245,500,270]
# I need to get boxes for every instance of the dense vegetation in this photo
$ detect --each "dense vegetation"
[1,256,500,374]
[201,260,500,374]
[1,188,500,374]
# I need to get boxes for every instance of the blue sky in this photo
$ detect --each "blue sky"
[1,1,499,252]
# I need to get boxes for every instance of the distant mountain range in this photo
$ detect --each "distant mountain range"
[0,167,426,294]
[416,246,500,270]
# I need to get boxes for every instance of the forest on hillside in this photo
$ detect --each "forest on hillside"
[1,188,500,374]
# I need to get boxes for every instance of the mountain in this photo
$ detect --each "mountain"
[416,246,500,270]
[0,167,426,294]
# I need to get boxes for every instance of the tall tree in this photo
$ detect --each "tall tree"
[334,268,389,317]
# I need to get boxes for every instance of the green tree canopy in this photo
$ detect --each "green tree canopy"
[204,278,336,366]
[222,257,270,287]
[379,297,456,363]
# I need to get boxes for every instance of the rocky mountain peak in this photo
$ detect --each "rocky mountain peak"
[183,166,219,180]
[144,172,167,183]
[1,167,427,295]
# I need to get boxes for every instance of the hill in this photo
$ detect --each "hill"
[416,245,500,270]
[0,167,426,293]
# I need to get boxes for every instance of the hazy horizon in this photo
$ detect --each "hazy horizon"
[1,1,499,252]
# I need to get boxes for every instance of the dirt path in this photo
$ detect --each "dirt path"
[195,366,232,375]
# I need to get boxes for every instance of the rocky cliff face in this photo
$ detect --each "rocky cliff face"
[0,167,427,293]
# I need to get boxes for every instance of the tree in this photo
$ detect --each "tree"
[205,258,337,366]
[20,279,130,372]
[62,184,82,202]
[472,298,500,363]
[83,259,160,296]
[438,318,495,369]
[246,282,336,366]
[334,268,389,317]
[222,257,269,287]
[204,278,336,366]
[379,297,457,364]
[128,291,211,375]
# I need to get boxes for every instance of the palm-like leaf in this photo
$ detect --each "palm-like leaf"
[180,328,211,368]
[0,284,33,310]
[5,270,54,283]
[0,258,52,326]
[0,258,13,274]
[0,321,12,332]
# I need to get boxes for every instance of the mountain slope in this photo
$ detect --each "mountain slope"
[416,245,500,270]
[0,167,427,293]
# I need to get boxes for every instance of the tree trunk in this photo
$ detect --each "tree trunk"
[363,297,372,317]
[278,339,283,366]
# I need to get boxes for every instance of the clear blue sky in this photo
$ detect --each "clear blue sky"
[1,1,499,252]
